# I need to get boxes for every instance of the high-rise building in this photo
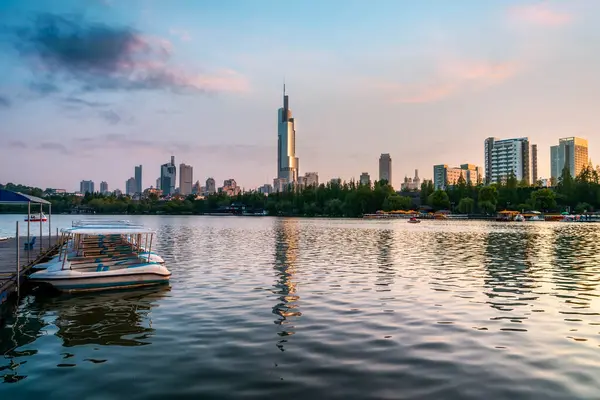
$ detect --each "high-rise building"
[401,169,421,191]
[550,137,589,180]
[100,181,108,194]
[125,177,136,195]
[134,165,142,194]
[258,184,273,194]
[205,177,216,195]
[192,180,202,195]
[155,177,161,190]
[304,172,319,187]
[222,179,240,196]
[80,180,94,194]
[277,85,299,185]
[179,163,193,195]
[484,137,532,184]
[433,164,481,190]
[359,172,371,186]
[531,144,538,184]
[160,156,176,195]
[379,153,392,185]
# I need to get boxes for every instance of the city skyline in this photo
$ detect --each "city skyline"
[1,0,600,190]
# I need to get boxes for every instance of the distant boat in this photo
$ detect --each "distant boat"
[408,217,421,224]
[25,213,47,222]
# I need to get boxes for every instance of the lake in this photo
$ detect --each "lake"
[1,215,600,399]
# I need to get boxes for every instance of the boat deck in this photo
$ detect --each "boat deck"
[0,236,63,303]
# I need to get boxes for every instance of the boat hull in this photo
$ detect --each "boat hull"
[29,263,171,293]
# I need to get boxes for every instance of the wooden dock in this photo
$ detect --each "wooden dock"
[0,235,64,304]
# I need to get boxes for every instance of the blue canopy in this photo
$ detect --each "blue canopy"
[0,189,51,205]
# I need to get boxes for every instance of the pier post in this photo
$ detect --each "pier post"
[48,204,52,248]
[27,201,30,264]
[16,221,20,297]
[39,203,43,254]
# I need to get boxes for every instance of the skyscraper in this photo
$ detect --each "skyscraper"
[80,180,94,194]
[433,164,480,190]
[100,181,108,194]
[379,153,392,185]
[205,177,216,195]
[531,144,538,184]
[277,85,299,185]
[360,172,371,186]
[160,156,176,195]
[484,137,532,184]
[550,137,589,180]
[125,177,136,195]
[134,165,142,194]
[179,163,193,195]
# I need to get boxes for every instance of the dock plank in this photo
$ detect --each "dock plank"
[0,236,62,304]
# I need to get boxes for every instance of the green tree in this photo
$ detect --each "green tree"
[479,200,496,215]
[457,197,475,214]
[530,188,557,212]
[383,194,412,211]
[428,190,451,210]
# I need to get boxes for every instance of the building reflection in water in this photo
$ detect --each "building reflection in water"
[272,219,301,351]
[483,229,537,318]
[375,229,395,292]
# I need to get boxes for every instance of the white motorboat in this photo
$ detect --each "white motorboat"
[29,225,170,292]
[25,212,47,222]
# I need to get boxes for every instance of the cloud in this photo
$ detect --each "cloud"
[98,109,134,125]
[14,13,248,94]
[379,60,520,104]
[63,96,109,108]
[40,141,72,155]
[0,95,11,107]
[508,3,572,27]
[29,81,61,95]
[8,140,27,148]
[169,28,192,42]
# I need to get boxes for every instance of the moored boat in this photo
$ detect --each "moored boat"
[408,217,421,224]
[29,224,170,292]
[25,212,47,222]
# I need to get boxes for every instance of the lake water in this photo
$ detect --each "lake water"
[1,215,600,399]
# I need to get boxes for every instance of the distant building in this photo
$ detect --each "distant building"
[144,187,162,197]
[401,169,421,191]
[273,177,288,192]
[330,178,342,185]
[485,137,533,184]
[179,163,193,195]
[433,164,481,190]
[134,165,142,194]
[205,178,216,195]
[155,177,161,190]
[258,184,273,194]
[359,172,371,186]
[113,189,122,197]
[125,177,136,195]
[531,145,538,184]
[222,179,240,196]
[277,85,299,185]
[160,156,176,195]
[100,181,108,194]
[379,153,392,185]
[192,180,202,194]
[46,188,67,195]
[304,172,319,187]
[550,137,589,180]
[80,180,95,194]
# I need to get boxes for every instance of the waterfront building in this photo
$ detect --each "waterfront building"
[222,179,240,196]
[179,163,193,195]
[100,181,108,194]
[277,85,299,185]
[531,145,538,184]
[134,165,142,194]
[258,184,273,194]
[273,177,288,192]
[80,180,94,194]
[125,177,136,195]
[433,164,481,190]
[192,180,202,194]
[304,172,319,187]
[379,154,392,185]
[484,137,533,184]
[401,169,421,191]
[160,156,176,195]
[205,178,216,195]
[550,137,589,180]
[359,172,371,187]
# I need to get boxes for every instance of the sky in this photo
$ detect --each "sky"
[1,0,599,191]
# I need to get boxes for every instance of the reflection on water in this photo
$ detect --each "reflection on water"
[1,217,600,399]
[272,219,301,351]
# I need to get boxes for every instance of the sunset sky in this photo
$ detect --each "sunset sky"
[1,0,599,191]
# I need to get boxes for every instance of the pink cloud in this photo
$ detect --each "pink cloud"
[509,3,572,26]
[379,60,520,104]
[169,29,192,42]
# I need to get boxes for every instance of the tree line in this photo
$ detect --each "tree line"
[1,165,598,217]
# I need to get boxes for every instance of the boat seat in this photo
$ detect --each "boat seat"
[95,264,110,272]
[24,236,36,250]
